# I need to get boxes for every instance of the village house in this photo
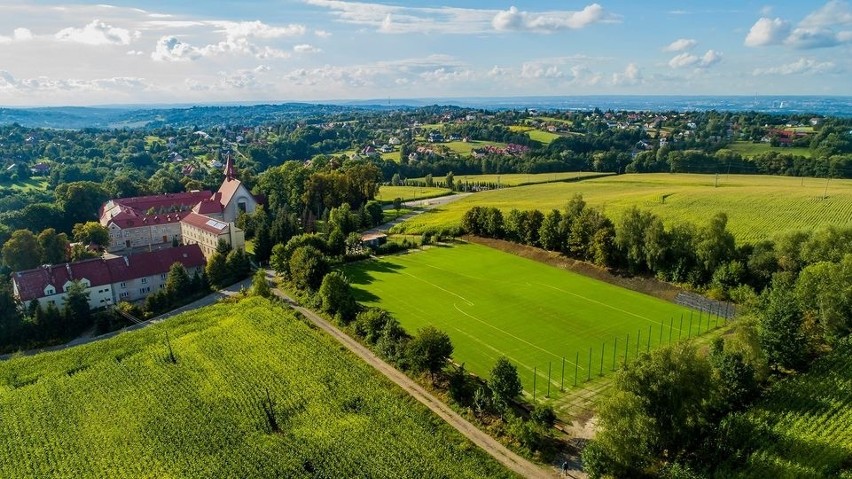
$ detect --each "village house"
[11,245,206,310]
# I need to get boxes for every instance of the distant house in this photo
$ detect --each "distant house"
[30,162,51,175]
[11,245,206,310]
[428,131,444,143]
[362,146,379,156]
[388,137,401,145]
[380,145,394,153]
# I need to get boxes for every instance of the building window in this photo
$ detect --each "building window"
[45,288,54,295]
[120,282,126,289]
[120,292,129,299]
[160,273,167,280]
[48,300,55,305]
[139,287,150,294]
[141,278,147,284]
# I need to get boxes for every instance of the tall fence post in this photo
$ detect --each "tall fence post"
[679,314,684,340]
[636,329,641,359]
[647,325,652,352]
[600,342,605,376]
[624,334,630,367]
[533,367,537,402]
[587,347,592,382]
[612,337,618,371]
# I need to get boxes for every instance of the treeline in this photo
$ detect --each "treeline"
[462,198,852,304]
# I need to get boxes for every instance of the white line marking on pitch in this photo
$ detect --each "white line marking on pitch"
[538,283,668,328]
[453,303,583,369]
[398,270,475,306]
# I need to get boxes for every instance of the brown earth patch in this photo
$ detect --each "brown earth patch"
[463,235,685,303]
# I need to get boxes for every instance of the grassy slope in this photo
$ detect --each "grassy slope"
[346,243,702,400]
[0,298,514,479]
[727,341,852,479]
[391,173,852,244]
[726,141,812,158]
[377,185,452,202]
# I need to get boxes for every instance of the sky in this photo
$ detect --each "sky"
[0,0,850,106]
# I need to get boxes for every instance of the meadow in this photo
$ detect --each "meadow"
[0,176,48,192]
[508,125,562,145]
[413,171,610,187]
[390,173,852,244]
[0,297,514,479]
[726,141,813,158]
[376,185,451,202]
[345,243,708,401]
[721,340,852,478]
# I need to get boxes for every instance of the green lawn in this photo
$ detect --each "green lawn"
[346,243,708,401]
[0,176,48,192]
[413,172,610,188]
[527,130,562,145]
[726,141,812,158]
[376,185,451,203]
[0,298,513,478]
[391,173,852,244]
[441,140,507,156]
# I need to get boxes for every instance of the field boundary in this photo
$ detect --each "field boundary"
[464,236,687,303]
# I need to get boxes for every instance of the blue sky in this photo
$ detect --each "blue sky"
[0,1,850,106]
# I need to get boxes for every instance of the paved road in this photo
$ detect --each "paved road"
[365,193,472,235]
[271,281,554,479]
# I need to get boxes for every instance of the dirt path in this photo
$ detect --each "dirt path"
[271,283,555,479]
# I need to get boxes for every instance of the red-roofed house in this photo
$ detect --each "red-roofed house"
[11,245,205,310]
[98,153,259,257]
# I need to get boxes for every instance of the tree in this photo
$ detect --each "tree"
[393,197,403,217]
[164,262,191,303]
[225,248,252,282]
[583,343,715,477]
[319,271,357,323]
[695,212,736,281]
[445,171,454,190]
[615,207,654,273]
[365,201,384,227]
[205,251,228,289]
[54,181,109,225]
[489,356,521,412]
[72,222,110,249]
[215,238,232,255]
[795,255,852,342]
[2,229,42,271]
[37,228,69,265]
[251,269,272,298]
[63,280,91,335]
[406,326,453,379]
[538,209,563,251]
[288,245,330,291]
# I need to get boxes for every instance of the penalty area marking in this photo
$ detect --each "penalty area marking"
[453,303,583,369]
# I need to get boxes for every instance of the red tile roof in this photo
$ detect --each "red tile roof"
[181,212,230,235]
[216,178,243,209]
[12,245,206,302]
[100,191,212,223]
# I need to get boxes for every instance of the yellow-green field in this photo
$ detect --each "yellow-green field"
[507,125,561,144]
[376,185,451,202]
[390,174,852,244]
[726,141,812,158]
[442,172,610,187]
[441,140,507,156]
[0,177,48,192]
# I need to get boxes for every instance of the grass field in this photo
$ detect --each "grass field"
[376,185,451,202]
[0,176,48,192]
[390,173,852,244]
[723,340,852,478]
[507,125,562,144]
[0,298,513,478]
[345,243,706,401]
[414,172,610,187]
[441,140,508,156]
[726,141,812,158]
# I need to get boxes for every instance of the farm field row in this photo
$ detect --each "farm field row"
[0,298,514,479]
[345,243,707,402]
[391,173,852,244]
[723,340,852,478]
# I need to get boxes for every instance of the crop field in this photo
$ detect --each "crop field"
[376,185,451,202]
[0,298,513,479]
[724,341,852,478]
[391,173,852,244]
[345,243,709,401]
[726,141,812,158]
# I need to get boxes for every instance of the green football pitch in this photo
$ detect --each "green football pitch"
[346,243,719,400]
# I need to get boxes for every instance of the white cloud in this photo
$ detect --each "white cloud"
[744,17,790,46]
[55,19,139,46]
[663,38,697,52]
[293,43,321,53]
[151,36,201,61]
[0,69,148,93]
[126,50,144,56]
[669,49,721,68]
[304,0,617,34]
[314,29,332,37]
[207,21,306,40]
[492,4,617,33]
[799,0,852,28]
[13,28,33,41]
[612,62,642,85]
[785,27,848,48]
[753,57,839,75]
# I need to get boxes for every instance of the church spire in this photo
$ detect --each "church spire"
[223,151,235,181]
